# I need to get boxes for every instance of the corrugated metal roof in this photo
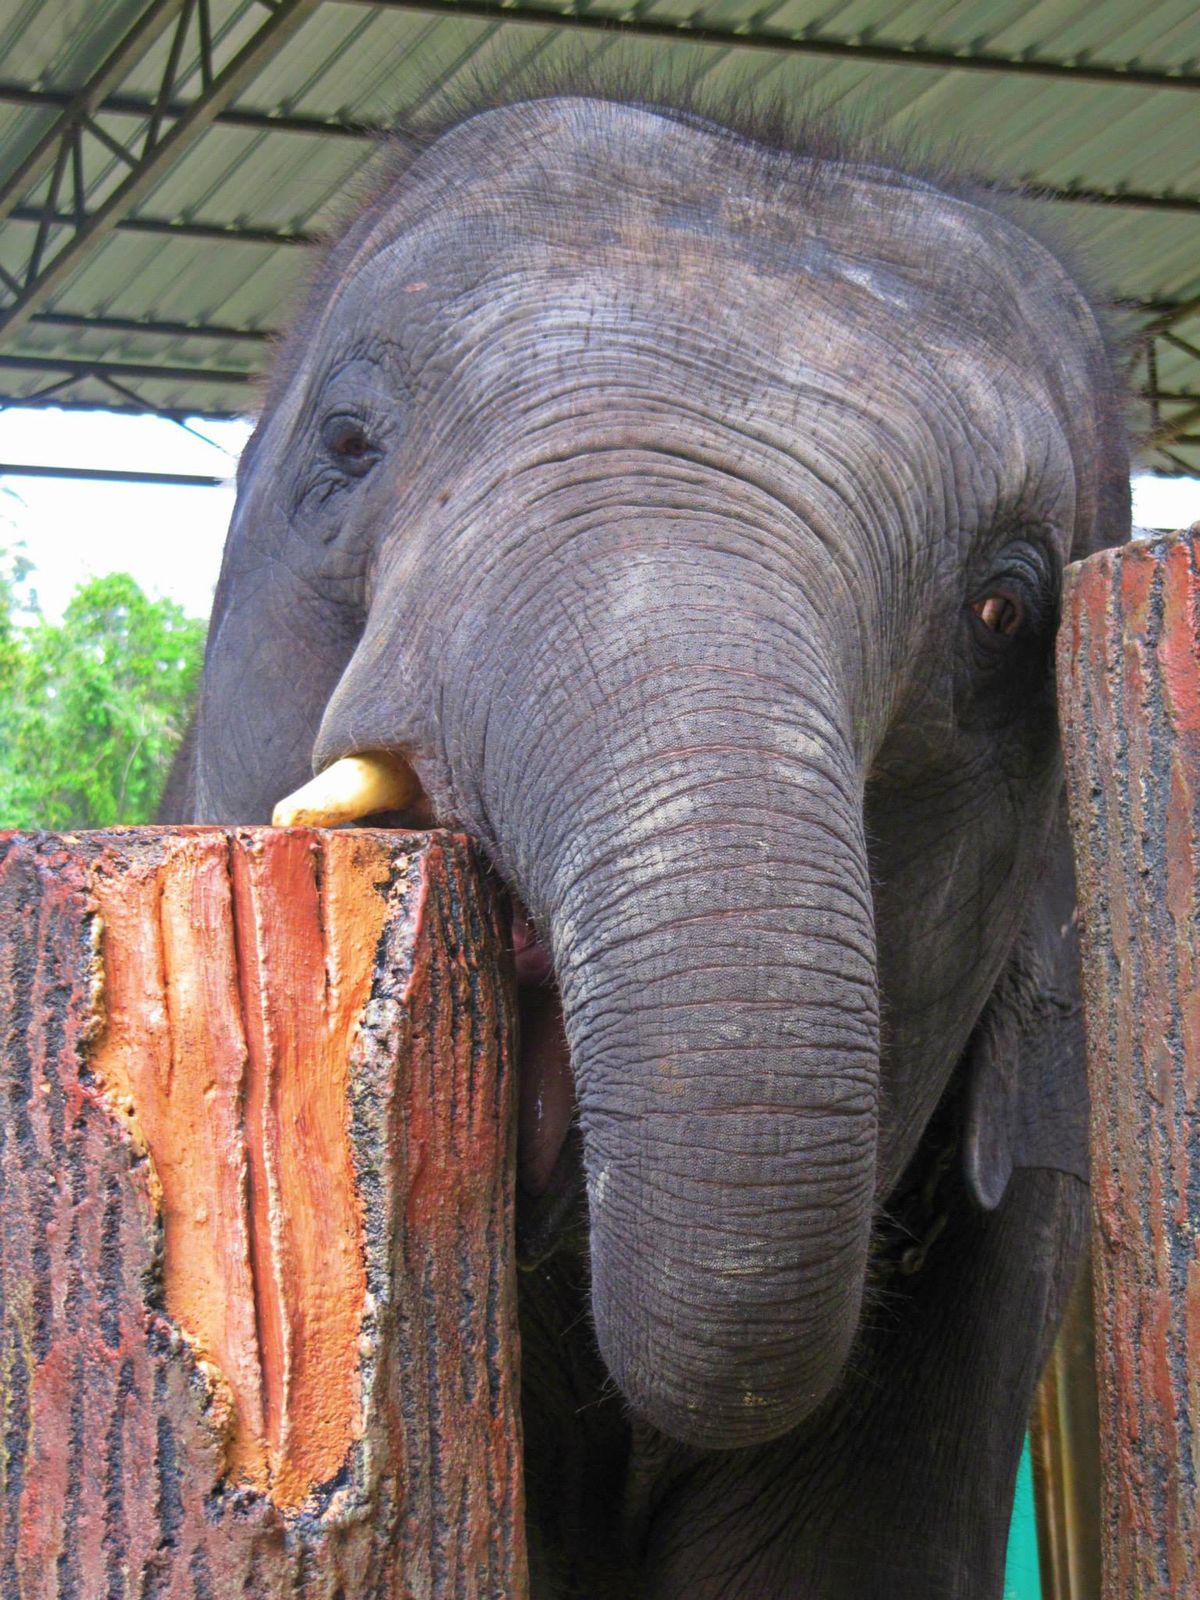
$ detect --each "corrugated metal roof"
[0,0,1196,470]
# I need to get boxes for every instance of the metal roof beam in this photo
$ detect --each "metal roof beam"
[0,352,254,385]
[0,0,323,342]
[1035,186,1200,217]
[1161,331,1200,365]
[10,179,1198,241]
[1,329,1184,412]
[7,202,315,247]
[1153,449,1198,475]
[29,310,274,344]
[0,79,378,140]
[0,394,244,420]
[1146,295,1200,335]
[0,460,226,486]
[1031,186,1200,217]
[340,0,1200,94]
[1149,398,1200,445]
[31,307,1200,372]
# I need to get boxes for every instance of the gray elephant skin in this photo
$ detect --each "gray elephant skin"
[171,92,1130,1599]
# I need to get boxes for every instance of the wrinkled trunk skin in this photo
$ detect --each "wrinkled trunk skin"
[558,746,879,1447]
[317,526,882,1450]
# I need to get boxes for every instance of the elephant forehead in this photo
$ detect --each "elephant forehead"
[313,236,1046,499]
[326,99,1058,341]
[257,95,1107,524]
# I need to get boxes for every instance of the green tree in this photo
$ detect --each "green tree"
[0,546,206,829]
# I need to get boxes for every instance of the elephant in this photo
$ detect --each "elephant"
[171,90,1131,1598]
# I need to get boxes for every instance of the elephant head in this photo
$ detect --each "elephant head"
[185,97,1129,1451]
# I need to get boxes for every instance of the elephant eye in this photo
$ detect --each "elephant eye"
[320,414,380,477]
[970,591,1024,639]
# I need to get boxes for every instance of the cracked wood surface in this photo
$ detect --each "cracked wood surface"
[0,826,526,1599]
[1059,527,1200,1600]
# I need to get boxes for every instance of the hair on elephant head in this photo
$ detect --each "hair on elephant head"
[179,79,1129,1600]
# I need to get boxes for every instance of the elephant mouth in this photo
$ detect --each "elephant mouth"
[271,752,583,1265]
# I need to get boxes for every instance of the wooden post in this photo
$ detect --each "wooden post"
[1058,526,1200,1599]
[0,826,526,1598]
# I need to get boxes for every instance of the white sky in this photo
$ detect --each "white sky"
[0,409,250,621]
[0,407,1198,622]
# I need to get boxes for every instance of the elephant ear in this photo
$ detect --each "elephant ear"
[963,803,1089,1211]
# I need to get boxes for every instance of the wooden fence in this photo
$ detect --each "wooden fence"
[0,827,526,1598]
[1058,524,1200,1599]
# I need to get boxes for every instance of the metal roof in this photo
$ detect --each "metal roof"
[0,0,1196,472]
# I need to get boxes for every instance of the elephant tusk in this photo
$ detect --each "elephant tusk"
[272,752,420,829]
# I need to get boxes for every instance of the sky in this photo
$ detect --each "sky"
[0,409,251,621]
[1,407,1198,623]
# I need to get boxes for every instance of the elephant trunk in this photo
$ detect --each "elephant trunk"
[558,769,877,1445]
[519,622,881,1448]
[314,521,883,1450]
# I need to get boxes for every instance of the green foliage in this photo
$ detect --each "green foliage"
[0,546,206,829]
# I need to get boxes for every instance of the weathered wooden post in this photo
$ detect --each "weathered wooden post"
[1059,526,1200,1599]
[0,826,526,1598]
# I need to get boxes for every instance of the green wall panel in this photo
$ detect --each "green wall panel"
[1005,1437,1042,1600]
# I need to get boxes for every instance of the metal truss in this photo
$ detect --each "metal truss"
[0,0,322,341]
[0,394,244,421]
[0,350,253,429]
[0,352,254,386]
[1136,297,1200,468]
[0,79,376,141]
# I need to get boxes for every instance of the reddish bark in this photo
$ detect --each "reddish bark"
[0,826,526,1598]
[1059,527,1200,1599]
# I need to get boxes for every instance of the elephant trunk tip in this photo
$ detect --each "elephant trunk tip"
[587,1183,873,1450]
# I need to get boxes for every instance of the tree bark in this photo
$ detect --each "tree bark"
[1058,526,1200,1600]
[0,826,526,1598]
